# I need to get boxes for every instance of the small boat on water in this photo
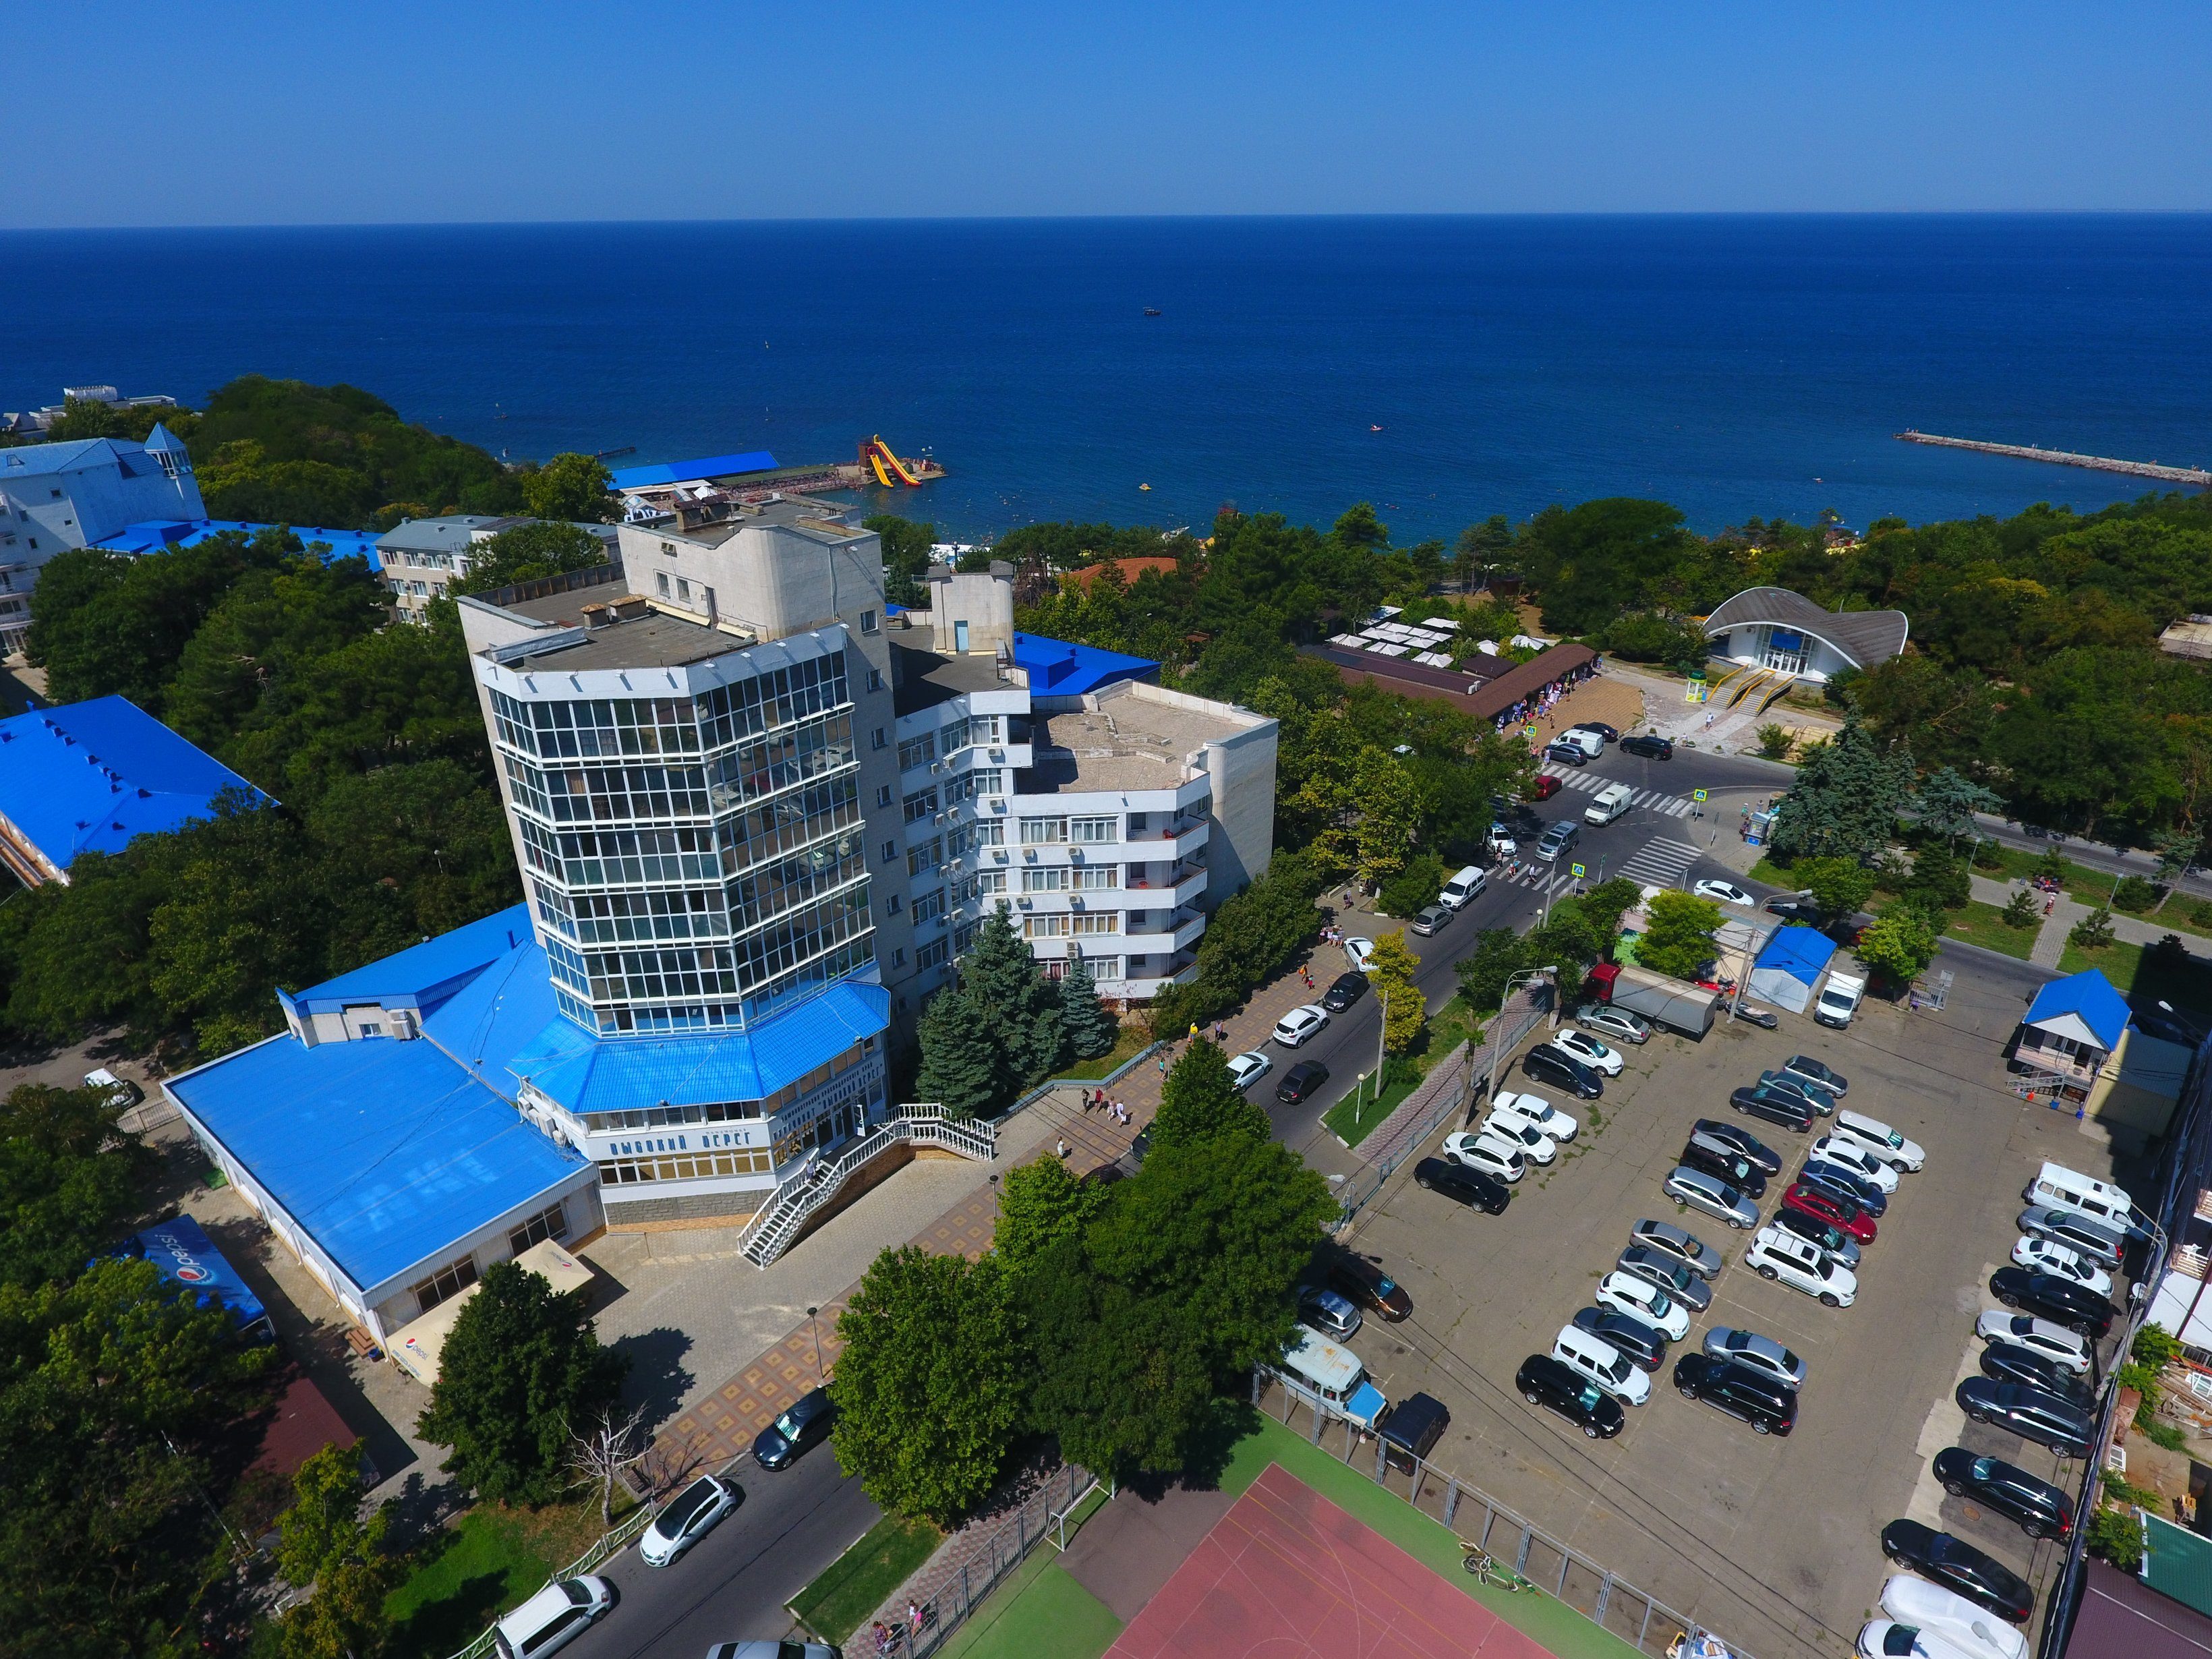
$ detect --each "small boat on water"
[1144,307,1162,316]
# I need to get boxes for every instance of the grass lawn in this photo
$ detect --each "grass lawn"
[934,1489,1120,1659]
[1050,1026,1153,1082]
[790,1513,941,1643]
[2060,937,2212,1018]
[1936,898,2040,961]
[385,1497,636,1658]
[1322,995,1482,1149]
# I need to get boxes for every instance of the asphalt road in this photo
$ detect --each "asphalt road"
[1265,742,1789,1144]
[564,1448,879,1658]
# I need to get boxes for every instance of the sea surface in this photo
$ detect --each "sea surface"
[5,215,2210,541]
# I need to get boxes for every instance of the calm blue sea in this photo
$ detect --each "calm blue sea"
[5,215,2209,541]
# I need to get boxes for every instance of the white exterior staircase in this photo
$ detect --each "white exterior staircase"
[736,1105,997,1268]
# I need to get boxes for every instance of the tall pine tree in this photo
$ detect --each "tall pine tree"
[1057,956,1118,1059]
[1770,714,1916,865]
[915,985,1001,1119]
[958,905,1068,1083]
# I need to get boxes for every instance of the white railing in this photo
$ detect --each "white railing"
[738,1108,998,1268]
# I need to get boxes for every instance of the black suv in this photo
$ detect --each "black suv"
[1728,1084,1813,1131]
[1768,1205,1861,1267]
[1679,1139,1768,1198]
[1989,1267,2116,1338]
[752,1387,836,1469]
[1544,740,1588,766]
[1619,733,1673,759]
[1515,1353,1625,1438]
[1571,1307,1668,1371]
[1377,1392,1450,1474]
[1276,1061,1330,1106]
[1689,1118,1782,1175]
[1320,971,1368,1012]
[1523,1045,1604,1099]
[1672,1354,1797,1435]
[1879,1521,2033,1624]
[1931,1449,2075,1541]
[1414,1157,1510,1214]
[1978,1342,2092,1405]
[1954,1378,2094,1459]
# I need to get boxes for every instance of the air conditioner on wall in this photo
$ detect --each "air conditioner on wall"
[1068,848,1084,863]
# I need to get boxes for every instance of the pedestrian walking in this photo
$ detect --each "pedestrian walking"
[1301,966,1314,989]
[1157,1054,1168,1078]
[1214,1021,1226,1044]
[1056,1137,1069,1159]
[2045,896,2056,916]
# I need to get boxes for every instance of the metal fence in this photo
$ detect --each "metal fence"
[1333,991,1549,1227]
[441,1496,662,1659]
[1252,1370,1748,1659]
[852,1461,1099,1657]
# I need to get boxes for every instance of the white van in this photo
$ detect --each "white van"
[1832,1111,1925,1173]
[2025,1161,2151,1237]
[492,1577,612,1658]
[1279,1324,1388,1428]
[1584,784,1633,827]
[1438,865,1488,910]
[1552,1324,1652,1405]
[1559,728,1605,759]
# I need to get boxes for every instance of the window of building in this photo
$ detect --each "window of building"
[882,840,898,863]
[1079,956,1122,981]
[1020,817,1067,844]
[916,937,950,970]
[876,784,893,807]
[861,610,879,634]
[903,788,939,823]
[1070,912,1119,934]
[873,726,887,750]
[1073,865,1119,890]
[965,820,1005,847]
[908,837,942,876]
[885,894,903,915]
[602,1147,772,1185]
[892,946,906,966]
[912,887,945,923]
[1022,867,1071,892]
[507,1202,571,1254]
[676,578,691,603]
[898,731,937,772]
[657,572,672,597]
[410,1255,479,1312]
[1071,815,1118,843]
[963,768,1005,797]
[973,869,1007,895]
[867,668,883,692]
[1024,914,1070,937]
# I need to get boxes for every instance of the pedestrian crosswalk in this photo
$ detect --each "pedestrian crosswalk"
[1538,761,1697,819]
[1616,836,1704,887]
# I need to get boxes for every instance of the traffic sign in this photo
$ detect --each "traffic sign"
[1570,863,1586,879]
[1693,788,1709,803]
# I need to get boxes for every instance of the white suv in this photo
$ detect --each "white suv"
[1746,1227,1858,1307]
[1594,1270,1689,1339]
[1477,1113,1559,1165]
[1489,1090,1579,1142]
[1440,1132,1525,1184]
[1809,1136,1900,1193]
[1273,1005,1330,1047]
[1832,1110,1925,1172]
[1552,1325,1652,1405]
[1974,1311,2092,1374]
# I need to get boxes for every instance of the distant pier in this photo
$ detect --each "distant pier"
[1896,430,2211,488]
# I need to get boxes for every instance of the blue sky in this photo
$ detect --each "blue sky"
[10,1,2210,226]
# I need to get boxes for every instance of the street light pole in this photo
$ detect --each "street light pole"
[1480,965,1559,1113]
[806,1306,823,1378]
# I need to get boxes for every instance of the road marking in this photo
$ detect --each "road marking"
[1617,837,1702,885]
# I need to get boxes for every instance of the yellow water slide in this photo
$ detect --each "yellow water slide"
[869,436,926,486]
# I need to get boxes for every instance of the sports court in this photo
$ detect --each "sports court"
[1103,1463,1556,1659]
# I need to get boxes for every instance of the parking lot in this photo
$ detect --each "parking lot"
[1338,943,2138,1659]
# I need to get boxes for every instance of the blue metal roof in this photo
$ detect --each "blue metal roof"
[0,436,125,478]
[0,696,271,873]
[98,519,384,566]
[1751,925,1837,984]
[2025,968,2132,1051]
[167,1030,589,1296]
[506,979,890,1116]
[281,904,535,1019]
[611,450,778,490]
[1012,632,1159,697]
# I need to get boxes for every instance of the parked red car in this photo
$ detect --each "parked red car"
[1530,775,1562,801]
[1782,1181,1877,1243]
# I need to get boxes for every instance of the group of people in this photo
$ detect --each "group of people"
[1082,1088,1132,1125]
[870,1599,932,1654]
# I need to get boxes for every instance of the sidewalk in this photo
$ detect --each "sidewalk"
[1968,871,2212,970]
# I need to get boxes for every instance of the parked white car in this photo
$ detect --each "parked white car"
[639,1473,738,1566]
[1693,879,1755,908]
[1858,1622,1998,1659]
[1544,1029,1623,1076]
[1594,1270,1691,1340]
[1489,1090,1579,1142]
[1552,1325,1653,1405]
[1974,1311,2092,1374]
[1226,1051,1273,1092]
[1832,1109,1925,1172]
[1273,1005,1330,1047]
[1878,1577,2029,1659]
[1440,1132,1526,1184]
[1664,1166,1759,1229]
[1746,1227,1859,1307]
[2008,1236,2114,1297]
[1810,1136,1901,1194]
[1478,1113,1560,1165]
[1343,936,1376,972]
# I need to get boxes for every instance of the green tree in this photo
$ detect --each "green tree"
[954,906,1069,1087]
[1057,957,1118,1060]
[0,1084,156,1289]
[2085,1507,2145,1572]
[1786,856,1877,925]
[1151,1041,1271,1151]
[1376,852,1444,919]
[450,521,609,596]
[831,1247,1020,1525]
[914,986,1006,1120]
[519,453,619,523]
[1856,906,1940,983]
[1351,749,1427,889]
[865,515,938,608]
[1768,714,1915,865]
[275,1443,393,1589]
[1366,930,1427,1055]
[2151,827,2200,913]
[1913,765,2005,849]
[1454,515,1513,591]
[2068,906,2116,952]
[415,1261,629,1507]
[1453,928,1530,1013]
[1901,844,1970,912]
[991,1155,1110,1273]
[2002,887,2041,929]
[1637,891,1721,981]
[280,1550,403,1659]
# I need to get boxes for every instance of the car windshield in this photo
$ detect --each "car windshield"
[561,1581,593,1607]
[1577,1382,1604,1410]
[1601,1353,1631,1381]
[773,1409,805,1438]
[1880,1627,1919,1657]
[662,1481,714,1527]
[1971,1456,2000,1480]
[1375,1275,1397,1295]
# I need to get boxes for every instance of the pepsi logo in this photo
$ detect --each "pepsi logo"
[173,1264,210,1282]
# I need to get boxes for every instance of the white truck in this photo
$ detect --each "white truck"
[1813,971,1866,1030]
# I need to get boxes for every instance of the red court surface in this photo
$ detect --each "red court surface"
[1105,1463,1558,1659]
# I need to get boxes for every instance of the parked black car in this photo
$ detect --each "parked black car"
[1978,1342,2093,1405]
[1689,1119,1782,1175]
[1931,1449,2075,1541]
[1571,721,1621,743]
[752,1387,836,1469]
[1678,1140,1769,1199]
[1728,1085,1813,1131]
[1515,1353,1625,1438]
[1571,1306,1669,1372]
[1414,1157,1510,1214]
[1730,1003,1780,1030]
[1276,1061,1330,1107]
[1989,1267,2117,1339]
[1799,1160,1888,1217]
[1619,732,1674,759]
[1672,1354,1797,1436]
[1377,1392,1450,1474]
[1953,1378,2095,1459]
[1878,1521,2035,1624]
[1320,971,1368,1012]
[1523,1045,1604,1099]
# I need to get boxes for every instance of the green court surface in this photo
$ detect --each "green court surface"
[935,1413,1646,1659]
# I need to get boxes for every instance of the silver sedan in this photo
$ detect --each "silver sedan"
[1702,1326,1807,1390]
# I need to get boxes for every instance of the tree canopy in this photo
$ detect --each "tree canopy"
[451,521,610,596]
[1637,891,1721,982]
[1149,1040,1270,1152]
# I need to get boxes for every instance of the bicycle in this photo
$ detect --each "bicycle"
[1459,1541,1534,1592]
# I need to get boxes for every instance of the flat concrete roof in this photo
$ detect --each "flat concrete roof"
[1024,695,1246,795]
[891,640,1010,716]
[655,501,870,550]
[498,591,747,672]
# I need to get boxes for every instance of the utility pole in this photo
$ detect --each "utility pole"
[1362,981,1389,1126]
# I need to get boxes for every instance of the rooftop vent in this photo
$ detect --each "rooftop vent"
[581,602,613,631]
[610,594,651,620]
